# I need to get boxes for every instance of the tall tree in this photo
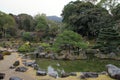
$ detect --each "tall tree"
[34,14,48,31]
[62,1,111,38]
[34,14,49,40]
[96,27,120,54]
[0,11,16,38]
[17,14,34,31]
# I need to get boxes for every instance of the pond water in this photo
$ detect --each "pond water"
[36,59,120,72]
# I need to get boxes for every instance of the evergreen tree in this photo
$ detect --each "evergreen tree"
[96,27,120,54]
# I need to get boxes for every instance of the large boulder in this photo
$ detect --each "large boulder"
[47,66,58,78]
[80,72,98,79]
[15,66,28,72]
[36,70,47,76]
[48,73,58,78]
[106,64,120,80]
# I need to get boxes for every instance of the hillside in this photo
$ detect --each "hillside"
[47,16,62,22]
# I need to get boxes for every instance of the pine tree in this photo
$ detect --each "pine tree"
[96,27,120,54]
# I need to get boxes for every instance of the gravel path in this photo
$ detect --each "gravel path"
[0,52,36,80]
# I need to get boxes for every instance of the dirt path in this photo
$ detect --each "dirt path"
[0,52,36,80]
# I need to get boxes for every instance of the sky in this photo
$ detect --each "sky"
[0,0,76,17]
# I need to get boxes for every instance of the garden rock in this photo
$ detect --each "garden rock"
[61,73,70,78]
[0,54,4,60]
[61,70,70,78]
[0,73,5,79]
[106,64,120,80]
[108,52,117,58]
[15,66,28,72]
[48,73,58,78]
[39,52,46,58]
[24,61,35,67]
[33,64,39,70]
[45,53,54,59]
[69,72,77,76]
[13,60,20,66]
[9,65,16,69]
[34,46,44,58]
[9,76,22,80]
[36,70,47,76]
[80,72,98,79]
[48,66,58,78]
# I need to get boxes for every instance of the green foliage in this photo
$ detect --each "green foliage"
[62,1,111,38]
[0,11,16,38]
[97,0,119,12]
[22,32,34,41]
[47,20,60,38]
[96,27,120,53]
[17,14,34,31]
[18,42,34,52]
[111,4,120,20]
[34,13,61,41]
[39,42,51,52]
[39,43,50,48]
[34,14,48,31]
[52,30,88,52]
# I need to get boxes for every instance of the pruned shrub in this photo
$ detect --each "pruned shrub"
[2,51,11,55]
[22,32,34,41]
[18,42,35,52]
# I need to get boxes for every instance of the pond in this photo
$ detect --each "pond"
[35,58,120,72]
